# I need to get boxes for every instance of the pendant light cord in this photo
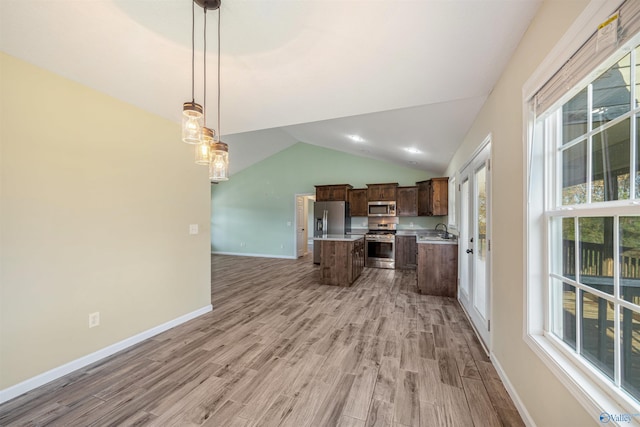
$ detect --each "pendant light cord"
[217,6,221,142]
[191,0,195,103]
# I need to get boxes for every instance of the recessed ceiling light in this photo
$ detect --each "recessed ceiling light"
[404,147,421,154]
[348,135,365,143]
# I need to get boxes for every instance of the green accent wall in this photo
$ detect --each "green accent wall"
[211,142,444,257]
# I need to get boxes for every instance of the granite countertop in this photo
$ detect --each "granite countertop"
[417,235,458,245]
[313,234,364,242]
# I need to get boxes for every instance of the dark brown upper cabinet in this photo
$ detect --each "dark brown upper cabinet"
[315,184,353,202]
[349,188,368,217]
[366,183,398,201]
[417,177,448,216]
[396,186,418,217]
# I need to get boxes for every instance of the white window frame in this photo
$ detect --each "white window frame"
[523,0,640,419]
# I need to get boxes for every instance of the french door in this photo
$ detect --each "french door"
[459,142,491,347]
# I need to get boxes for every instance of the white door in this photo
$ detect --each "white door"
[296,196,306,257]
[459,142,491,347]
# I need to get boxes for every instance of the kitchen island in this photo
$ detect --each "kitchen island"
[314,235,365,286]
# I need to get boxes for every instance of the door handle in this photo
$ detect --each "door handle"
[466,249,473,254]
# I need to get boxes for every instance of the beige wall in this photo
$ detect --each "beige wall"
[0,53,212,389]
[445,1,595,426]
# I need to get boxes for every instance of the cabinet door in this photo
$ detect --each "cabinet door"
[417,243,457,296]
[316,186,332,201]
[379,184,397,201]
[367,183,398,201]
[417,181,429,216]
[331,186,347,202]
[430,178,449,216]
[397,187,418,217]
[396,236,417,270]
[349,189,368,216]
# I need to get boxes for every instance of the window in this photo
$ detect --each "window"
[532,38,640,410]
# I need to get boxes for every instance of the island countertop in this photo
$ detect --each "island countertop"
[313,235,364,242]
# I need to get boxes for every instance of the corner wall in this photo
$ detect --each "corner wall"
[211,142,442,257]
[0,54,212,391]
[444,1,596,426]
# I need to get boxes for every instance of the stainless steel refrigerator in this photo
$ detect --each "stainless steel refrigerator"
[313,201,351,264]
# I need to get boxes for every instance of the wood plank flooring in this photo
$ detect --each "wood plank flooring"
[0,254,524,427]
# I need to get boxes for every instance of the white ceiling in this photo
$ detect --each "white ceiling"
[0,0,541,175]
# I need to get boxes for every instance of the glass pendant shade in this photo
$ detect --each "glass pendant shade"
[209,142,229,181]
[182,102,204,144]
[196,127,214,165]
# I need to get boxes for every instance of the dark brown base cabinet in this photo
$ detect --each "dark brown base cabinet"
[319,238,364,287]
[395,236,417,270]
[417,243,458,297]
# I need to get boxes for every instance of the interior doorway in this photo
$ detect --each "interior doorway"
[295,193,315,258]
[458,139,492,348]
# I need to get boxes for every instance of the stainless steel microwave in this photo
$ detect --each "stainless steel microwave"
[368,201,397,217]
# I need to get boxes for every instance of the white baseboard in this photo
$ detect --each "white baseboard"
[0,304,212,404]
[490,353,536,427]
[211,251,297,259]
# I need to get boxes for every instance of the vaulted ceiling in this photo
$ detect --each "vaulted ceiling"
[1,0,541,174]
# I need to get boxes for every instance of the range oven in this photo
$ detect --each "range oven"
[366,217,398,269]
[365,232,395,269]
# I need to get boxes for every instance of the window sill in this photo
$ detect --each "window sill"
[524,331,640,423]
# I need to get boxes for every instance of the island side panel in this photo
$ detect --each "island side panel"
[320,240,354,286]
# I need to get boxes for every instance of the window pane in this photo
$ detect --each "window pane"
[622,307,640,401]
[621,216,640,305]
[551,279,577,350]
[551,217,576,278]
[563,88,588,145]
[562,141,587,205]
[637,115,640,198]
[581,290,615,379]
[579,217,614,294]
[634,46,640,108]
[591,118,630,202]
[592,53,631,129]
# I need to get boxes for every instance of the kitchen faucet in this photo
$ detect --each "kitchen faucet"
[435,223,450,239]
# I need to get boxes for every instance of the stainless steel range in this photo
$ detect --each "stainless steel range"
[366,217,398,269]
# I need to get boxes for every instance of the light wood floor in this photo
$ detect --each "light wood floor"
[0,254,524,427]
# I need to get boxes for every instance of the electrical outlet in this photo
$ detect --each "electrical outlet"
[189,224,199,235]
[89,312,100,328]
[280,244,284,249]
[286,221,292,227]
[240,242,245,247]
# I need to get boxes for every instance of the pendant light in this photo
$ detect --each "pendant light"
[182,0,203,144]
[209,3,229,182]
[196,8,213,165]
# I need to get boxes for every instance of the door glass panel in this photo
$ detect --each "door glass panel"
[460,179,470,297]
[473,164,487,319]
[581,290,615,379]
[620,216,640,305]
[591,118,630,202]
[578,217,614,294]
